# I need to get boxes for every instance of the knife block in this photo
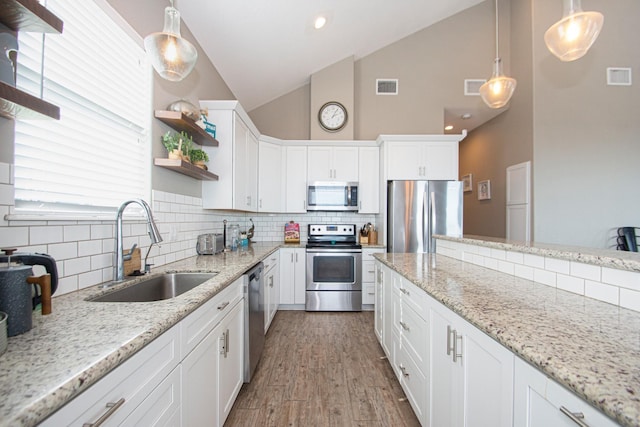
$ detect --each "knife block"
[123,248,141,276]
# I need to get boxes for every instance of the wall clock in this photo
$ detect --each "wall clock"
[318,101,348,132]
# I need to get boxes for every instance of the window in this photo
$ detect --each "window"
[14,0,152,216]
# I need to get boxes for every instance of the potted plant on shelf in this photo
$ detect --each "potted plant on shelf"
[161,131,193,161]
[190,149,209,169]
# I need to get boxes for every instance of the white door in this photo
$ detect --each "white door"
[217,300,244,426]
[293,248,306,304]
[245,131,259,211]
[387,141,422,180]
[358,147,380,213]
[307,146,333,181]
[279,248,295,304]
[258,140,283,212]
[332,146,359,181]
[506,161,531,241]
[285,146,308,213]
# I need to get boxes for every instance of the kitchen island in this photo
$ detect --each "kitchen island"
[375,236,640,427]
[0,242,281,427]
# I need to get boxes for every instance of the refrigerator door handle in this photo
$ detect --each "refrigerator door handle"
[422,189,429,252]
[430,191,436,252]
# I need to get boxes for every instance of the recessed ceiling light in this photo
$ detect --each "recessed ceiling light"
[314,16,327,29]
[461,113,472,120]
[445,125,454,131]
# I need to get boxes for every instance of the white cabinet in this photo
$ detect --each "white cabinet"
[263,251,280,332]
[381,263,395,360]
[391,275,430,424]
[362,248,383,306]
[201,101,259,211]
[182,278,244,427]
[258,138,284,212]
[284,146,308,213]
[514,357,618,427]
[429,298,514,427]
[358,147,380,214]
[385,140,459,181]
[40,326,181,427]
[374,262,385,342]
[279,247,306,305]
[307,146,358,182]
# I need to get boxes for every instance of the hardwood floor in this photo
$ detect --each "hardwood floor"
[225,311,420,426]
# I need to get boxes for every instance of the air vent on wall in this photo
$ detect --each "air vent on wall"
[607,67,632,86]
[464,79,486,96]
[376,79,398,95]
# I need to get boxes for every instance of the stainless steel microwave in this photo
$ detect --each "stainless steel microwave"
[307,182,358,211]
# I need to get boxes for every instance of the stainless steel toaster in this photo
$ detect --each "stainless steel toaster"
[196,233,224,255]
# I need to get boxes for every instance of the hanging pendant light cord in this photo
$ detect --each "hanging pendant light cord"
[494,0,499,58]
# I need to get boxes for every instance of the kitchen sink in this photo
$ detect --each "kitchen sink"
[90,272,219,302]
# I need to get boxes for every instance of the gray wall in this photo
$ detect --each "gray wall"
[251,84,310,139]
[108,0,235,197]
[459,0,534,239]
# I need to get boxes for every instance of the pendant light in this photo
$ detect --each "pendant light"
[544,0,603,62]
[479,0,517,109]
[144,0,198,82]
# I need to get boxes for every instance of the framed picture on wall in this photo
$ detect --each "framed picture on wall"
[462,174,473,192]
[478,180,491,200]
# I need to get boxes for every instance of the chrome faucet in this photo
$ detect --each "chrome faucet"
[114,199,163,282]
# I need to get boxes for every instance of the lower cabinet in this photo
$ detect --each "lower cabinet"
[374,262,385,341]
[263,251,280,332]
[513,357,618,427]
[41,278,245,427]
[279,247,306,305]
[362,247,384,306]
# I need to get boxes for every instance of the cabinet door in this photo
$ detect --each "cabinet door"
[429,305,458,427]
[307,146,333,181]
[279,248,295,304]
[285,146,308,213]
[233,116,249,209]
[382,265,395,359]
[461,318,514,427]
[122,366,181,427]
[258,140,283,212]
[217,300,245,426]
[332,146,359,182]
[264,262,280,333]
[293,248,306,304]
[182,325,220,426]
[358,147,379,213]
[245,129,259,211]
[374,263,384,342]
[387,141,422,180]
[422,142,458,180]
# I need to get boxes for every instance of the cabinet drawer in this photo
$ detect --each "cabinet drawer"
[399,297,428,372]
[122,365,181,426]
[41,326,180,427]
[263,251,280,273]
[394,277,428,321]
[396,346,428,423]
[362,260,376,283]
[181,278,243,359]
[363,283,375,305]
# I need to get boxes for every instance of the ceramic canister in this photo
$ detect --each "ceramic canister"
[0,265,34,336]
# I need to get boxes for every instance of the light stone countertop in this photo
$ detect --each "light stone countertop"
[436,234,640,272]
[0,242,281,427]
[374,252,640,427]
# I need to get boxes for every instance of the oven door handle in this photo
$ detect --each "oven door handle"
[306,248,362,254]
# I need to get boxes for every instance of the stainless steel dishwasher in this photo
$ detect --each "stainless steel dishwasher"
[243,262,264,382]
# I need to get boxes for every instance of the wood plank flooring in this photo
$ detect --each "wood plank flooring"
[225,311,420,426]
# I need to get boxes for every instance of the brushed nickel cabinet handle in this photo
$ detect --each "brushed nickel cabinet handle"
[83,398,125,427]
[453,330,463,363]
[447,325,453,356]
[399,321,410,332]
[217,301,230,310]
[560,407,590,427]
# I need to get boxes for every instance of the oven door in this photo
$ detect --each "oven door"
[306,248,362,291]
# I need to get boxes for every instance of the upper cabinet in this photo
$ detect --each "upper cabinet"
[380,134,466,181]
[307,146,358,182]
[201,101,259,212]
[284,146,307,213]
[358,147,379,214]
[0,0,63,120]
[258,137,283,213]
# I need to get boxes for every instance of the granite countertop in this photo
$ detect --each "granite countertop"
[436,234,640,272]
[0,242,281,427]
[375,252,640,427]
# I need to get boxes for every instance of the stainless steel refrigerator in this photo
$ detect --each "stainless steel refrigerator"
[387,181,463,253]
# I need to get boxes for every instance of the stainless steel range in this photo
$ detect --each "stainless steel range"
[305,224,362,311]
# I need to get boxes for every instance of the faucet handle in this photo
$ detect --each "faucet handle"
[123,243,137,261]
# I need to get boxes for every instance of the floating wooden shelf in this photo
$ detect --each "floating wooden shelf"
[0,0,63,33]
[154,110,219,147]
[0,81,60,120]
[154,158,219,181]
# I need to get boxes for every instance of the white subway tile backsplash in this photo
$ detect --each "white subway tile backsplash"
[570,261,601,281]
[30,226,63,245]
[523,254,545,269]
[65,256,91,276]
[79,270,103,290]
[91,224,112,239]
[506,251,524,264]
[0,162,11,184]
[0,226,29,247]
[78,240,103,257]
[478,246,491,257]
[585,280,619,305]
[514,264,534,280]
[602,267,640,291]
[56,275,78,295]
[544,257,570,275]
[91,253,112,270]
[556,274,585,295]
[0,183,14,205]
[484,257,499,270]
[620,288,640,312]
[47,242,78,261]
[498,260,515,275]
[490,248,506,260]
[534,268,557,287]
[63,225,91,242]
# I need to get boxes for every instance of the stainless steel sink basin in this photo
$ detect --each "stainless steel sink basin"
[90,272,218,302]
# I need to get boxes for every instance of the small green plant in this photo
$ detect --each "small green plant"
[190,149,209,163]
[161,131,193,156]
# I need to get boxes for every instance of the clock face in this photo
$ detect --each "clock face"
[318,101,348,132]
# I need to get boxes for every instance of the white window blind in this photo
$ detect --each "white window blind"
[14,0,151,215]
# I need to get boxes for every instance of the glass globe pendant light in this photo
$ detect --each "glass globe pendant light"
[144,0,198,82]
[479,0,517,109]
[544,0,603,62]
